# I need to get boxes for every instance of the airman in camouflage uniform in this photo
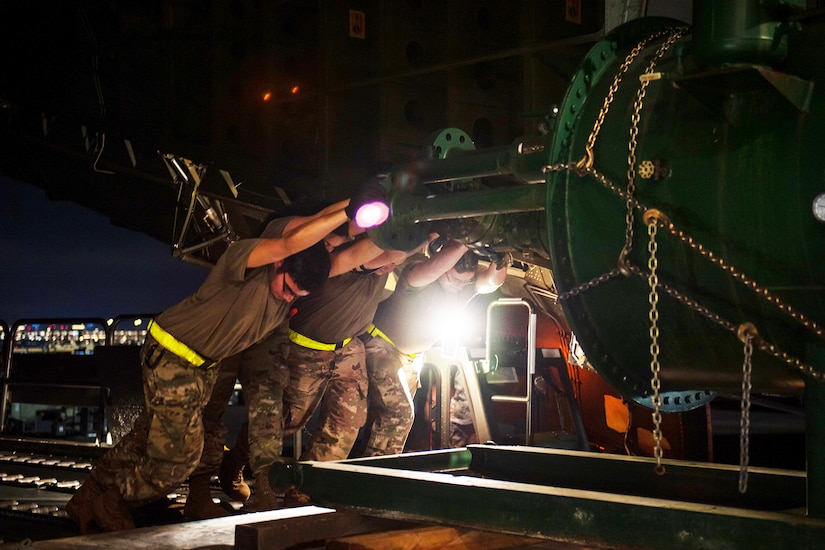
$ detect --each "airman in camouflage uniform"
[276,245,418,468]
[361,240,510,456]
[277,255,403,469]
[184,326,291,518]
[449,366,477,447]
[283,335,369,461]
[361,336,419,455]
[65,201,353,533]
[209,233,393,512]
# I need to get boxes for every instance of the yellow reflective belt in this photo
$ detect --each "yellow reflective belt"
[288,329,352,351]
[367,323,416,358]
[147,320,214,368]
[367,323,395,346]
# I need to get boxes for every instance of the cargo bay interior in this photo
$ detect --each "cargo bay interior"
[0,1,824,548]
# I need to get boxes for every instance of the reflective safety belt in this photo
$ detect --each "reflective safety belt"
[147,320,217,368]
[288,329,352,351]
[367,323,396,346]
[366,323,415,357]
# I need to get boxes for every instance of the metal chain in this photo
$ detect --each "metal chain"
[626,263,825,381]
[576,28,684,175]
[657,222,824,342]
[541,27,823,385]
[544,162,628,300]
[647,216,666,475]
[738,324,756,494]
[556,268,624,301]
[623,264,735,331]
[549,161,825,381]
[546,161,824,380]
[619,29,688,269]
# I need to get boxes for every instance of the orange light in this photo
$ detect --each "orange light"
[291,86,299,95]
[262,92,272,101]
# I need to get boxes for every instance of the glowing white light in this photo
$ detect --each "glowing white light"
[411,355,424,375]
[434,306,483,359]
[354,202,389,228]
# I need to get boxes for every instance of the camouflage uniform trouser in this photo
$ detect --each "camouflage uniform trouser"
[239,326,291,475]
[449,367,477,447]
[362,335,419,456]
[284,337,367,461]
[192,352,240,479]
[194,325,290,478]
[90,333,218,504]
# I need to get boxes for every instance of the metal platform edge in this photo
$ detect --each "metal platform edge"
[294,446,824,550]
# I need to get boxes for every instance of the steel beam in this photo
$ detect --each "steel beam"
[292,446,823,550]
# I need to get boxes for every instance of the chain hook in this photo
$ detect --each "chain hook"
[617,252,634,277]
[574,148,594,176]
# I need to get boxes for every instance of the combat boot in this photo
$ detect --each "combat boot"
[184,474,230,520]
[244,466,278,512]
[283,486,312,508]
[219,444,250,501]
[65,476,104,534]
[91,485,135,532]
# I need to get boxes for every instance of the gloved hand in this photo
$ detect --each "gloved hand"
[345,180,389,228]
[495,251,514,270]
[427,234,450,256]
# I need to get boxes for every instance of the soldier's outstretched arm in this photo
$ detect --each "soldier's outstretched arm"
[475,252,512,294]
[246,200,350,268]
[328,236,385,277]
[405,239,468,289]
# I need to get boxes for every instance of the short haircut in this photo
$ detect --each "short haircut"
[453,251,479,274]
[282,241,330,292]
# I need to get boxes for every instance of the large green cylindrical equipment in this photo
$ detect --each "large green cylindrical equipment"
[545,7,824,401]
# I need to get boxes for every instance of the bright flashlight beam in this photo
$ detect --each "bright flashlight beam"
[354,201,389,228]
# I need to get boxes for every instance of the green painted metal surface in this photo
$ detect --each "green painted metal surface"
[312,9,825,542]
[545,13,825,399]
[367,133,550,253]
[293,446,825,550]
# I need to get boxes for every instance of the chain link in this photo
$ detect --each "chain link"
[658,222,824,342]
[556,268,624,301]
[548,169,825,382]
[632,263,824,381]
[619,29,688,270]
[738,325,755,493]
[576,29,683,175]
[647,217,666,474]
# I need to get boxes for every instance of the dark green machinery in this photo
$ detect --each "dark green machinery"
[372,0,822,400]
[266,0,825,548]
[284,2,825,547]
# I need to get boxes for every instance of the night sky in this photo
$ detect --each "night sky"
[0,176,207,325]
